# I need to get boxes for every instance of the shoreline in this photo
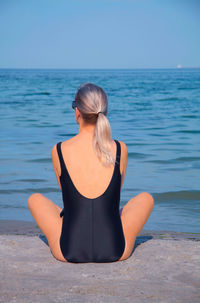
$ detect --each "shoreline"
[0,219,199,241]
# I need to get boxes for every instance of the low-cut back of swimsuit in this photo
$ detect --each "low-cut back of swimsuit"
[56,139,125,263]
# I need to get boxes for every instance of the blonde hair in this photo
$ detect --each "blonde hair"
[74,83,115,167]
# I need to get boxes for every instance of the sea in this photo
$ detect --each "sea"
[0,68,199,233]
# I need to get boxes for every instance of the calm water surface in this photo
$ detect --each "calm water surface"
[0,68,200,232]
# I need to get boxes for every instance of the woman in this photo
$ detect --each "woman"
[28,83,154,263]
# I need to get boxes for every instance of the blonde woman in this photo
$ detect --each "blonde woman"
[28,83,154,263]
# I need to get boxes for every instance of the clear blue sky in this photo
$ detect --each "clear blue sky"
[0,0,199,69]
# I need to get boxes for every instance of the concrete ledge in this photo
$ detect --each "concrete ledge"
[0,231,199,303]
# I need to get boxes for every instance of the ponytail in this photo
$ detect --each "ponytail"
[74,83,115,166]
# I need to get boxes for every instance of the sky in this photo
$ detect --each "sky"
[0,0,200,69]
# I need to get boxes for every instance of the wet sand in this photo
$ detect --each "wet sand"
[0,220,200,302]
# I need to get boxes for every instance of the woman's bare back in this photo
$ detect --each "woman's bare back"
[52,135,127,197]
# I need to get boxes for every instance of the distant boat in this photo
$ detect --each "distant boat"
[177,64,182,69]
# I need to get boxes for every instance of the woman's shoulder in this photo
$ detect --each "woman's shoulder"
[51,137,76,157]
[115,139,128,155]
[114,140,128,177]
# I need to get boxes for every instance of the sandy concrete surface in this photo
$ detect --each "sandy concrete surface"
[0,231,199,303]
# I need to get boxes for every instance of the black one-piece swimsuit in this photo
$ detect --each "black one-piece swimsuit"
[56,139,125,263]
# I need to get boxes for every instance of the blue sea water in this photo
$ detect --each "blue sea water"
[0,68,200,233]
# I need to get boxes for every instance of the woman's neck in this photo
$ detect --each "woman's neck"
[78,121,95,137]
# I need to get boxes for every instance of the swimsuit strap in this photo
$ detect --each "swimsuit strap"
[56,141,65,177]
[114,139,121,166]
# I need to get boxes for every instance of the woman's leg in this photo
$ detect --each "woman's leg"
[28,193,67,262]
[119,192,154,261]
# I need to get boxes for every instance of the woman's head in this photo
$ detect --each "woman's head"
[74,83,108,122]
[73,83,115,166]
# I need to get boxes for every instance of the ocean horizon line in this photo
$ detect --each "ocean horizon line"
[0,67,200,71]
